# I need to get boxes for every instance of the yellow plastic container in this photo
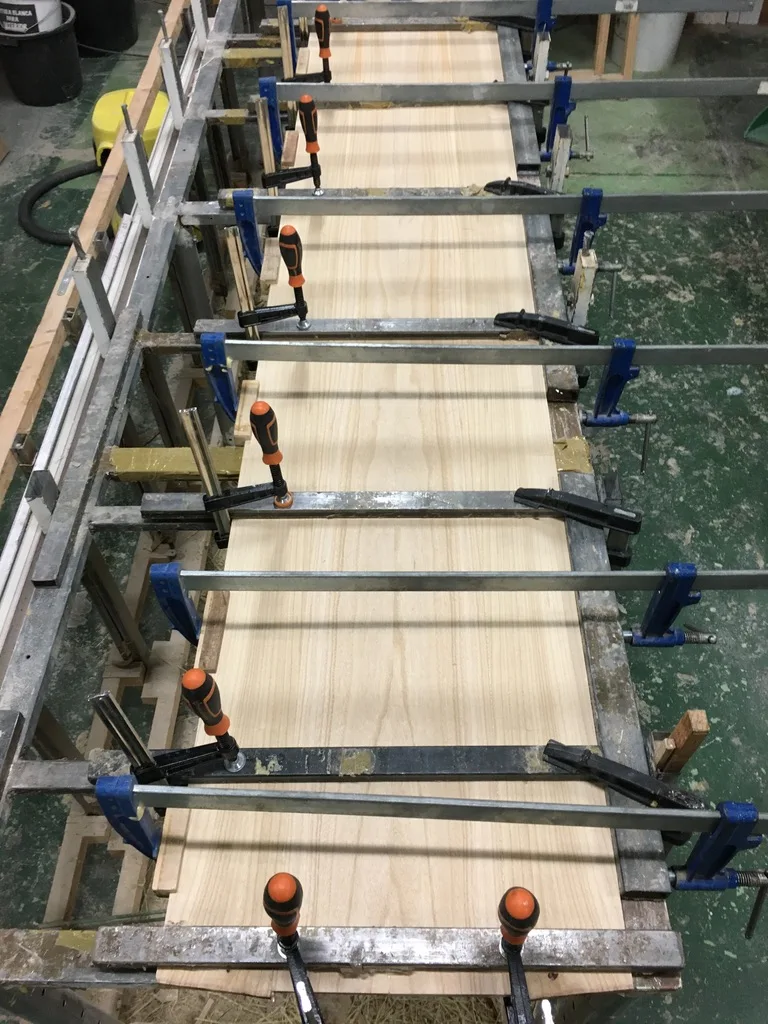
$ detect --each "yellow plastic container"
[92,88,170,168]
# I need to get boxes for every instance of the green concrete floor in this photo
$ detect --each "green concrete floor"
[2,11,768,1023]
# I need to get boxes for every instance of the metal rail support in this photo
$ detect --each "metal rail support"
[140,349,187,448]
[120,105,155,230]
[193,161,228,296]
[82,543,152,667]
[190,0,209,46]
[220,68,252,180]
[70,230,116,357]
[159,19,186,129]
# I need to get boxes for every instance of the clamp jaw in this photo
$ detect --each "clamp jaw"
[494,310,599,347]
[514,486,641,569]
[625,562,716,648]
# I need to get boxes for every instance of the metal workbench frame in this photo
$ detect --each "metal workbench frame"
[3,0,767,1017]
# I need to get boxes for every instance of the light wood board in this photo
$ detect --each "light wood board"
[159,30,629,1000]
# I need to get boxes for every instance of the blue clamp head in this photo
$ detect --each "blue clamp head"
[535,0,556,35]
[543,74,575,159]
[565,186,607,270]
[583,337,637,428]
[150,561,201,647]
[200,332,238,423]
[233,189,263,276]
[258,76,283,163]
[629,562,699,647]
[683,802,762,882]
[95,775,161,860]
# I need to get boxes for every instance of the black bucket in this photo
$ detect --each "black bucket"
[69,0,137,55]
[0,2,82,106]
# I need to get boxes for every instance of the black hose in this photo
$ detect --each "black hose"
[18,160,100,247]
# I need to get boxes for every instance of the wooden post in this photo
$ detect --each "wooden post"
[655,710,710,774]
[622,12,640,80]
[593,14,611,76]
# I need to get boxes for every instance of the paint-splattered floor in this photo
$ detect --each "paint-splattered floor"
[1,12,768,1023]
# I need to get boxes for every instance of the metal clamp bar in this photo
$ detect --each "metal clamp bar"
[288,0,752,16]
[93,924,685,973]
[177,568,768,593]
[223,339,768,367]
[273,77,768,105]
[131,782,759,831]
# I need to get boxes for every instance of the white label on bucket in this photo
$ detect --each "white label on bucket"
[758,81,768,95]
[615,0,639,11]
[0,4,38,33]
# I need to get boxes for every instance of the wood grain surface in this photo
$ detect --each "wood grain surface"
[158,30,629,999]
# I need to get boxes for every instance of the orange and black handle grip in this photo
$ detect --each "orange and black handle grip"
[250,401,293,507]
[498,887,540,947]
[181,668,230,737]
[499,887,538,1024]
[279,225,305,288]
[299,95,319,154]
[264,872,303,940]
[315,5,332,83]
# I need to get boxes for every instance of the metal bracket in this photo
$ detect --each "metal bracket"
[122,112,155,230]
[70,231,116,357]
[233,188,263,274]
[159,24,186,130]
[682,801,762,882]
[200,332,238,422]
[95,775,161,860]
[150,561,202,646]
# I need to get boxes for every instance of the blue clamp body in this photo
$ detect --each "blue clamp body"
[95,775,161,860]
[535,0,556,34]
[233,188,263,276]
[675,802,762,889]
[629,562,699,647]
[563,186,607,271]
[277,0,297,72]
[259,76,283,163]
[150,562,201,646]
[583,337,637,428]
[542,74,575,159]
[200,332,238,423]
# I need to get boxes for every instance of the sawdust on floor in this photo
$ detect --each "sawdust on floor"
[120,989,506,1024]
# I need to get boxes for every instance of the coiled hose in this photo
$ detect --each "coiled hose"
[18,159,100,247]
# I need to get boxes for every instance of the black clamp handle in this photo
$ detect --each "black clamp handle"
[494,310,599,346]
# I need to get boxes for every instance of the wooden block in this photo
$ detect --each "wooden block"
[261,236,282,288]
[656,710,709,774]
[107,446,243,482]
[653,736,676,767]
[282,130,300,169]
[234,380,261,445]
[44,809,111,924]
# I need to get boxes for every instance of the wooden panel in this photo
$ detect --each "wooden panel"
[160,31,628,1000]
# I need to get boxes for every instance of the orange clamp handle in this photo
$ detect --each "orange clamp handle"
[264,872,303,937]
[181,668,230,737]
[279,225,305,288]
[315,5,331,58]
[250,401,283,466]
[299,94,319,154]
[498,887,540,947]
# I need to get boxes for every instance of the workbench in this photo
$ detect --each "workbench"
[3,1,768,1022]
